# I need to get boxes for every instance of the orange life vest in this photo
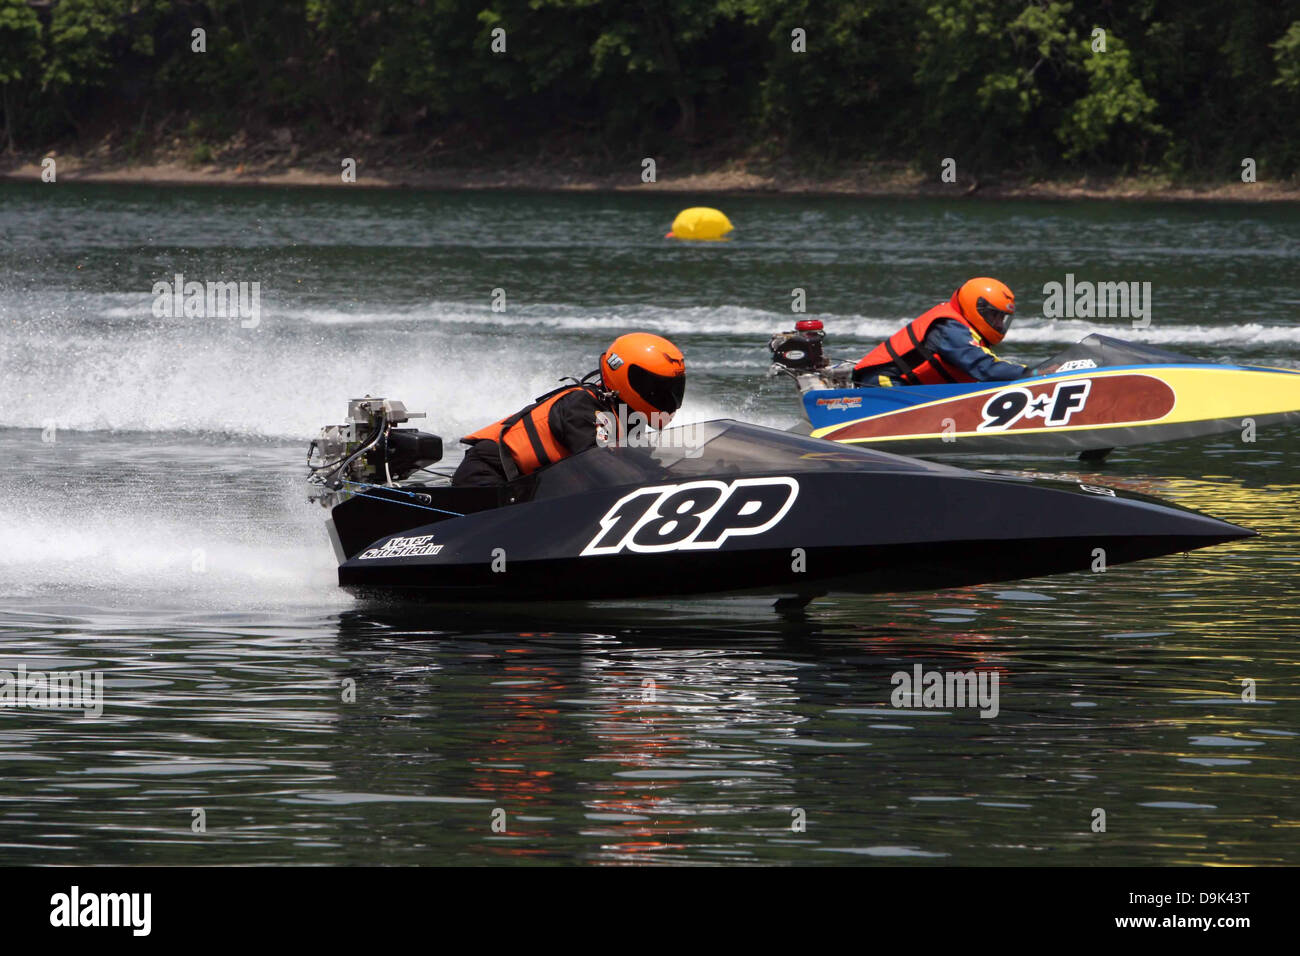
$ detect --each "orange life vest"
[855,295,987,385]
[461,384,603,479]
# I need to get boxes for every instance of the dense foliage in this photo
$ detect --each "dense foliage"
[2,0,1298,177]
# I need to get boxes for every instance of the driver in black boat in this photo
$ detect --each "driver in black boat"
[451,333,687,487]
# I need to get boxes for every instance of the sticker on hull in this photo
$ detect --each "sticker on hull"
[977,380,1092,431]
[822,374,1176,442]
[582,477,799,555]
[358,534,443,559]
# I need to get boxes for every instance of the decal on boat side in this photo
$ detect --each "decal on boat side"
[1078,484,1117,496]
[978,380,1092,432]
[358,534,443,559]
[581,477,800,555]
[815,395,863,409]
[1056,359,1098,371]
[815,373,1176,443]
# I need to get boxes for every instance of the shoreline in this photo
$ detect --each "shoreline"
[4,155,1298,203]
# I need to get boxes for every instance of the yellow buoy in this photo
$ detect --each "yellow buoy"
[665,207,734,241]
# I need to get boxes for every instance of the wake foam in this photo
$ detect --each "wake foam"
[3,291,1296,438]
[0,480,345,608]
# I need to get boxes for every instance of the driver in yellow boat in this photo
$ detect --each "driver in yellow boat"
[853,278,1030,386]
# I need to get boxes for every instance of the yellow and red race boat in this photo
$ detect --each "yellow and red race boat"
[769,328,1300,459]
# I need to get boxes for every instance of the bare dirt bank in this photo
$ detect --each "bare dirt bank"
[4,148,1297,202]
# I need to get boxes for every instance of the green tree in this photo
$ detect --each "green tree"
[2,0,1297,179]
[1272,20,1300,91]
[1057,36,1164,163]
[914,0,1084,170]
[0,0,44,150]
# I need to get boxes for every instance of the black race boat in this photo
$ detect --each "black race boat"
[307,398,1254,604]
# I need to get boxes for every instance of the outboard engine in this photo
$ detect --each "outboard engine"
[769,319,828,371]
[307,397,442,506]
[767,320,855,392]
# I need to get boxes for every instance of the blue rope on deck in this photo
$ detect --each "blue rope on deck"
[338,480,465,517]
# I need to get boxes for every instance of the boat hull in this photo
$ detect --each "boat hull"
[334,465,1252,601]
[804,364,1300,455]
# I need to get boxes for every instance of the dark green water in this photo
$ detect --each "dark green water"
[0,183,1296,864]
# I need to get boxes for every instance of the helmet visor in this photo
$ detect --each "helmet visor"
[627,364,686,415]
[976,297,1014,336]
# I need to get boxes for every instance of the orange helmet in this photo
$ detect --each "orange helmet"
[956,277,1016,345]
[600,333,686,423]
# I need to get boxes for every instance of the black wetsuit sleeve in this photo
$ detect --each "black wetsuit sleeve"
[450,440,509,486]
[548,390,603,455]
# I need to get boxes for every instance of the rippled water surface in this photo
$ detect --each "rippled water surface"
[1,184,1296,864]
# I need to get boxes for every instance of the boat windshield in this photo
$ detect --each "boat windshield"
[1032,334,1205,374]
[523,419,955,500]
